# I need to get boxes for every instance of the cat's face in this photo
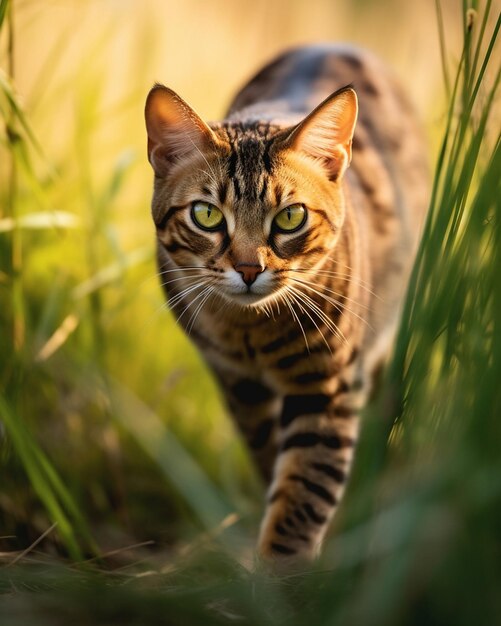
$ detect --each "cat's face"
[145,85,357,309]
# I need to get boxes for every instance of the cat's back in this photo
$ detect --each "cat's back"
[229,44,418,129]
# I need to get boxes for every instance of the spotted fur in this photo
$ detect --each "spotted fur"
[145,44,429,561]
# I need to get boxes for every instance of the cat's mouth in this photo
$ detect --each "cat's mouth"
[222,269,281,308]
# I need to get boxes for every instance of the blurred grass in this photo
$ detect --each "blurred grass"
[1,0,501,624]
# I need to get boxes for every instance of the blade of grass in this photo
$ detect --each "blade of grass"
[435,0,451,99]
[0,211,80,232]
[7,522,58,567]
[108,379,246,552]
[0,397,90,560]
[0,0,9,30]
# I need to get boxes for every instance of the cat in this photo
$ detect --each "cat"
[144,44,429,561]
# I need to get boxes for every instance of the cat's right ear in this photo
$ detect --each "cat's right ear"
[279,86,358,182]
[145,85,218,176]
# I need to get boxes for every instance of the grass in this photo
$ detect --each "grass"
[1,0,500,624]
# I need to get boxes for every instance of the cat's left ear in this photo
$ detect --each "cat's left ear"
[284,86,358,181]
[145,84,219,176]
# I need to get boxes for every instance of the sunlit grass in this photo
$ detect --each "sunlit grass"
[1,0,500,624]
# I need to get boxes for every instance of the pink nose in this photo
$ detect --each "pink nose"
[234,263,264,286]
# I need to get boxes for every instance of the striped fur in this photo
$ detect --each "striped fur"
[145,44,429,561]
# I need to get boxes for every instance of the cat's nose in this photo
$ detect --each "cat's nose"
[234,263,265,286]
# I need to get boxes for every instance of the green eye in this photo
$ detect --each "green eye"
[191,201,224,230]
[274,204,306,232]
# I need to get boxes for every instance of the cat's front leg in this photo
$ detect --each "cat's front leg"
[214,368,283,483]
[257,394,360,561]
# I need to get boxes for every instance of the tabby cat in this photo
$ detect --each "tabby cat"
[144,44,428,561]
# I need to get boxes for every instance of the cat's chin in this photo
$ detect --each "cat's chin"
[227,291,278,309]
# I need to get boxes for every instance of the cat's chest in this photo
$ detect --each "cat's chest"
[189,307,353,394]
[191,312,289,372]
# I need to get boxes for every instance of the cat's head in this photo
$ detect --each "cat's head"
[145,84,357,309]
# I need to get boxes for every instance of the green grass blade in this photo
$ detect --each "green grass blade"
[0,0,9,31]
[108,379,246,551]
[0,397,88,560]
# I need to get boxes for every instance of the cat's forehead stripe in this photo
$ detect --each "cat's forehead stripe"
[218,181,228,205]
[219,121,283,208]
[274,183,283,207]
[259,178,268,202]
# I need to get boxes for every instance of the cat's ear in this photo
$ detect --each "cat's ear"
[145,84,218,176]
[284,86,358,181]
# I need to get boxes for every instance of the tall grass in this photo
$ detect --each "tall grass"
[0,0,251,557]
[0,0,93,560]
[1,0,500,624]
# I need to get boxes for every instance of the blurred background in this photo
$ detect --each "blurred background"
[1,1,500,624]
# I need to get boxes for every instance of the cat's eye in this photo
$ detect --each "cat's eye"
[191,201,225,231]
[273,204,306,232]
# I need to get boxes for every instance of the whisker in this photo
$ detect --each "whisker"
[288,277,373,326]
[136,266,208,291]
[287,284,348,346]
[294,288,348,342]
[289,275,373,312]
[281,267,378,298]
[138,266,209,291]
[187,285,217,334]
[138,274,217,334]
[169,280,212,309]
[299,269,374,291]
[176,282,216,325]
[281,290,310,352]
[257,301,272,318]
[157,266,205,274]
[322,257,381,298]
[286,286,337,351]
[285,287,333,352]
[288,277,373,331]
[160,274,214,289]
